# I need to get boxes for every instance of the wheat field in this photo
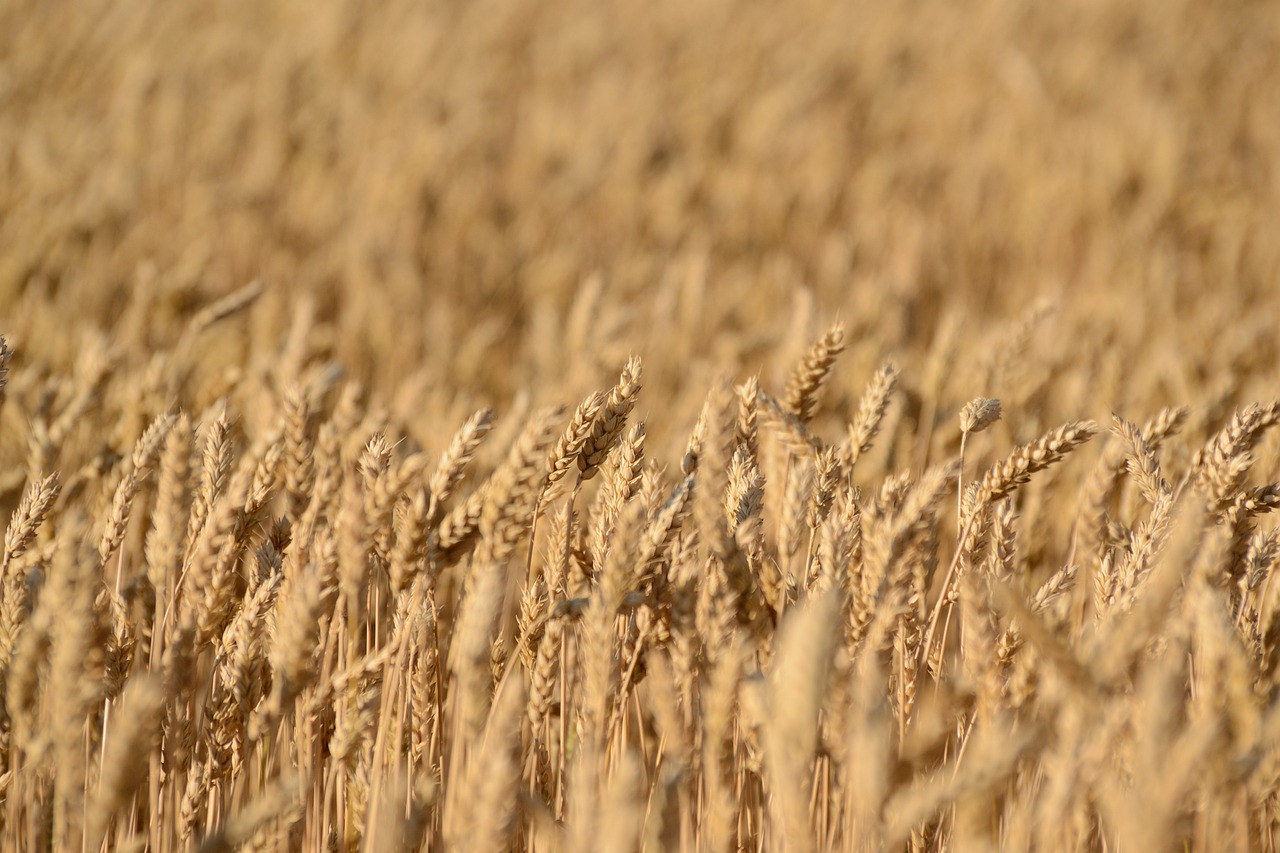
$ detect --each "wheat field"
[4,0,1280,850]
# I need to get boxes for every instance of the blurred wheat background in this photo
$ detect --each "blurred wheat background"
[2,0,1280,849]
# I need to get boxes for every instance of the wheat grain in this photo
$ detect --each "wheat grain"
[3,43,1280,849]
[546,391,607,498]
[845,361,899,468]
[478,406,563,565]
[88,675,166,848]
[578,357,642,482]
[784,322,846,424]
[2,472,60,573]
[975,420,1099,508]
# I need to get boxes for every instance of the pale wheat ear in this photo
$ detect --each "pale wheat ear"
[577,356,643,482]
[544,390,606,500]
[2,472,59,574]
[845,359,899,470]
[87,675,165,850]
[11,0,1279,840]
[958,396,1002,527]
[959,396,1002,436]
[784,321,846,424]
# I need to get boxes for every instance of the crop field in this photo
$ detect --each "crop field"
[3,0,1280,850]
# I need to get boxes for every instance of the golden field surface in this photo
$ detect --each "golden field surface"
[3,0,1280,849]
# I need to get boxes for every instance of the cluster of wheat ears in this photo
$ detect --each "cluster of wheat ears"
[3,284,1280,853]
